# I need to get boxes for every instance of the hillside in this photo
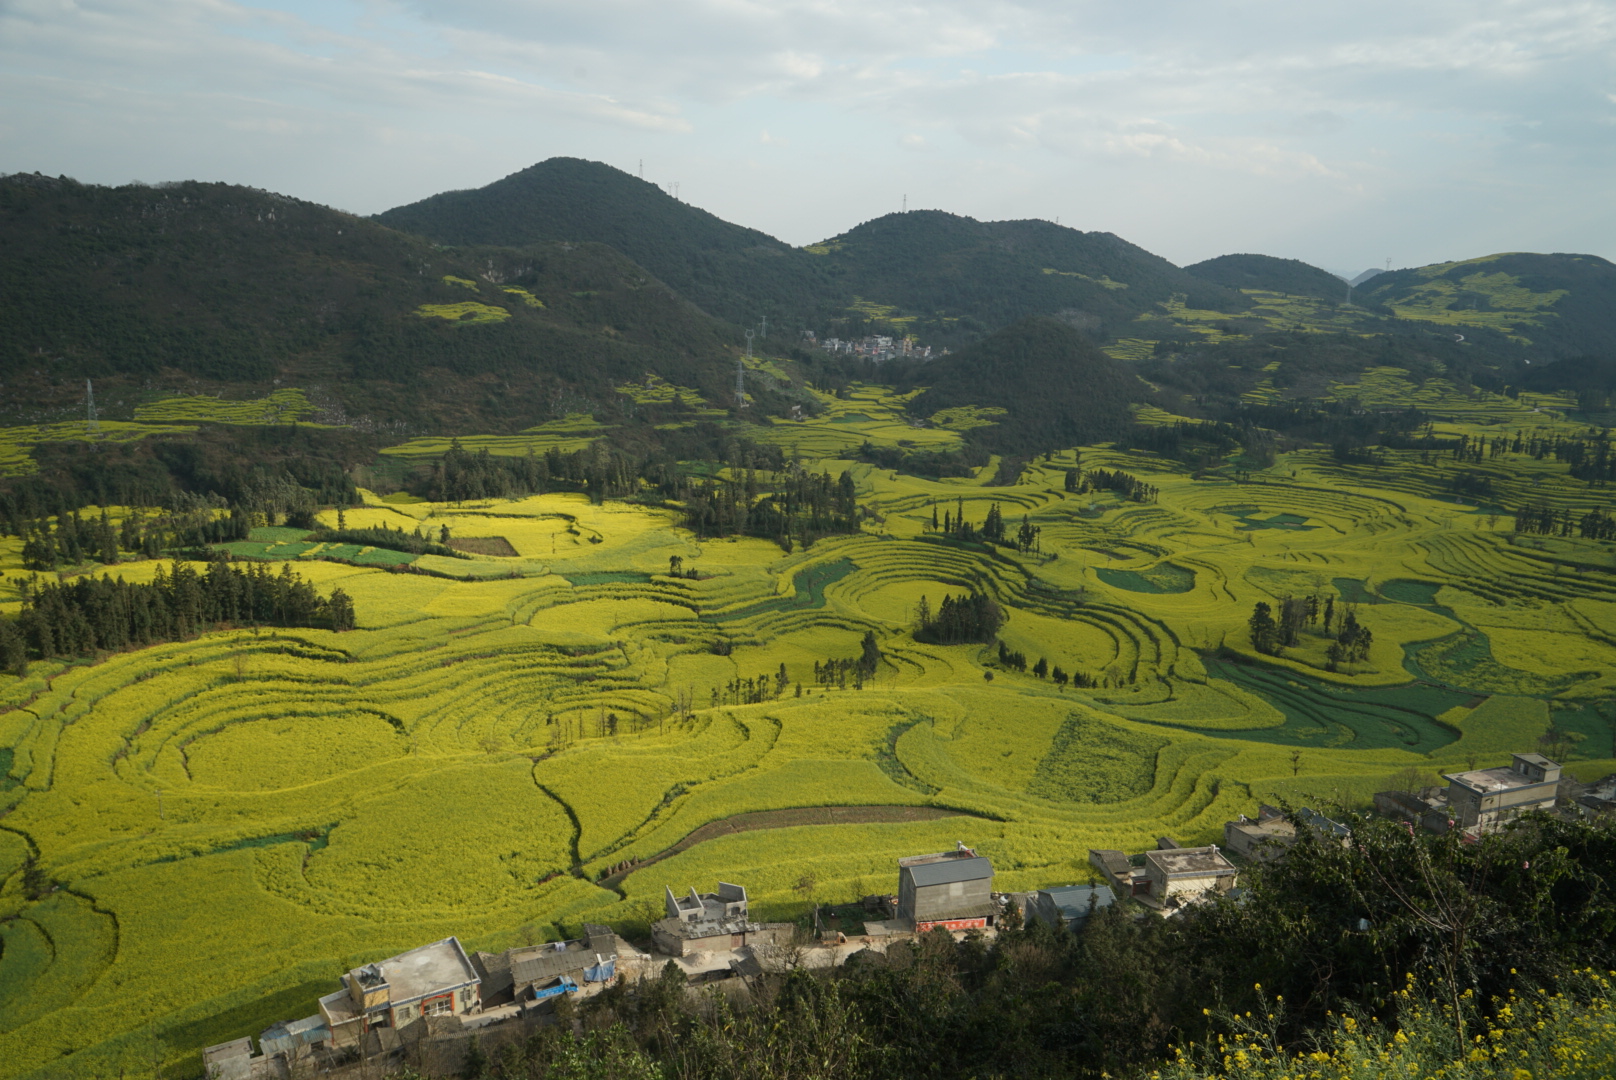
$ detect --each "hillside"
[907,316,1148,452]
[808,212,1250,347]
[375,160,1249,347]
[1355,252,1616,358]
[374,157,831,328]
[0,173,739,431]
[1184,252,1349,303]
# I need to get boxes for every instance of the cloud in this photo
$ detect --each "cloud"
[1,0,1612,265]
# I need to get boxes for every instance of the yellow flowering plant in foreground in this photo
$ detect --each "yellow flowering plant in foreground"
[1157,971,1616,1080]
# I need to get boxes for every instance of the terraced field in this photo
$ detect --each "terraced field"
[1,372,1614,1079]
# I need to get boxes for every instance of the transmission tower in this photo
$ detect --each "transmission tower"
[85,379,100,435]
[737,331,753,408]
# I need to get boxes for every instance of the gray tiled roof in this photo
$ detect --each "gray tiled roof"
[904,856,993,888]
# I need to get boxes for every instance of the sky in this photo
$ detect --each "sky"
[3,0,1613,275]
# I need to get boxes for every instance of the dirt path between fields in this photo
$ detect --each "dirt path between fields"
[598,805,979,890]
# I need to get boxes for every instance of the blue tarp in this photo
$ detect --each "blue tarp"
[584,959,615,983]
[531,976,578,1001]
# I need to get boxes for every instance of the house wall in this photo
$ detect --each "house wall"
[1149,870,1229,900]
[1452,783,1556,827]
[910,877,991,921]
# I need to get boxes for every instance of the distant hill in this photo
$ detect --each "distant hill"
[808,212,1250,346]
[907,317,1148,453]
[0,173,738,430]
[1349,268,1385,287]
[1185,253,1348,303]
[1353,253,1616,358]
[376,160,1249,346]
[375,157,830,328]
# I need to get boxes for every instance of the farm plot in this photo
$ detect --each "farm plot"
[5,372,1616,1078]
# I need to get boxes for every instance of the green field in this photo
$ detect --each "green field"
[2,371,1615,1078]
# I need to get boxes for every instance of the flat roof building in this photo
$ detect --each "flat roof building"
[1133,846,1238,912]
[1443,754,1561,831]
[651,883,792,956]
[1224,805,1349,862]
[897,846,996,931]
[202,1038,258,1080]
[318,937,480,1047]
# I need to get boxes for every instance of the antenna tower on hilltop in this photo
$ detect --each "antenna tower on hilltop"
[85,379,100,435]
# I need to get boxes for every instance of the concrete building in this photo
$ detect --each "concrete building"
[471,924,619,1007]
[1571,774,1616,819]
[897,846,996,931]
[1373,788,1452,833]
[1024,885,1116,931]
[651,883,792,956]
[1443,754,1561,831]
[1141,846,1238,908]
[202,1038,260,1080]
[1224,805,1350,862]
[318,937,481,1047]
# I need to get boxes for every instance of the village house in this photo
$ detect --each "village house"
[1142,846,1238,908]
[470,924,619,1008]
[897,845,996,931]
[202,1037,260,1080]
[1570,774,1616,818]
[651,882,793,956]
[1023,884,1116,931]
[1442,753,1561,831]
[1373,787,1452,832]
[1089,841,1237,912]
[318,936,481,1048]
[1223,804,1350,862]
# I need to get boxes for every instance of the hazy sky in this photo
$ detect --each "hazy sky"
[4,0,1613,274]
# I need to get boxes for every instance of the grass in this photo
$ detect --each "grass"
[4,366,1616,1077]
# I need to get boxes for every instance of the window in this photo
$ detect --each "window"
[424,994,453,1017]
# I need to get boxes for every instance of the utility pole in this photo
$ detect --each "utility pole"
[85,379,99,435]
[155,789,163,821]
[759,315,768,339]
[639,159,644,179]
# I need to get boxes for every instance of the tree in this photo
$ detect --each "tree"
[1033,657,1049,678]
[858,631,882,679]
[1249,602,1278,655]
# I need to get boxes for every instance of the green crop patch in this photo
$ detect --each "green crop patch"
[1097,563,1196,594]
[1381,579,1443,605]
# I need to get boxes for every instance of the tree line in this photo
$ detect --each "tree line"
[1066,467,1159,504]
[0,557,354,675]
[996,641,1096,687]
[914,592,1004,645]
[1514,504,1616,540]
[1248,594,1373,670]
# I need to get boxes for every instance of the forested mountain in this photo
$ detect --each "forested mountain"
[1353,252,1616,358]
[0,172,739,431]
[1184,252,1350,303]
[807,211,1248,345]
[376,159,1248,346]
[907,317,1148,453]
[375,157,831,329]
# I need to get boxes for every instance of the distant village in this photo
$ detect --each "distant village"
[206,751,1616,1079]
[803,331,940,362]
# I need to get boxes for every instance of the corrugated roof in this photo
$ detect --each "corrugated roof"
[1039,885,1116,919]
[904,855,993,888]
